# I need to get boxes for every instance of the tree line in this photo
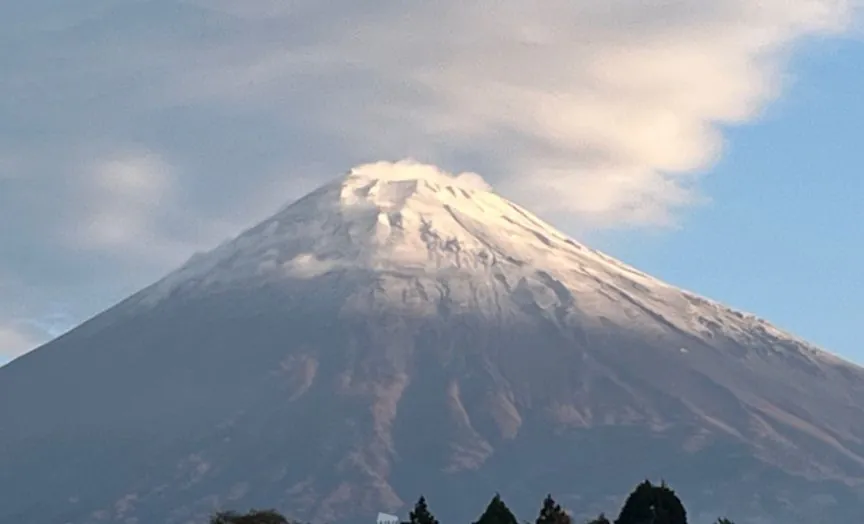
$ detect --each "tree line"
[210,479,736,524]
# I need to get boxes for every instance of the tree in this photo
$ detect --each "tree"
[586,514,611,524]
[474,493,519,524]
[210,509,290,524]
[714,519,735,524]
[615,480,687,524]
[535,494,571,524]
[615,480,655,524]
[408,496,439,524]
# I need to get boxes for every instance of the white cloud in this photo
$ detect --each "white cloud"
[283,253,343,280]
[174,0,856,226]
[0,323,45,362]
[76,150,173,248]
[349,160,491,192]
[91,153,173,202]
[70,150,219,266]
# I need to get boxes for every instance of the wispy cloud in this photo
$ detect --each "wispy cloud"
[0,322,46,363]
[75,151,176,255]
[165,0,855,225]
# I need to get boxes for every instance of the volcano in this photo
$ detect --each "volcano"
[2,162,863,524]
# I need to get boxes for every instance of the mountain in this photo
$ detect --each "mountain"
[2,161,864,524]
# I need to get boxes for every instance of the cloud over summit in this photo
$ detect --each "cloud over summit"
[0,0,858,360]
[172,0,854,225]
[349,161,491,193]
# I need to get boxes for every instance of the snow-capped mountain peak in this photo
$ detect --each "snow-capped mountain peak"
[136,161,854,379]
[140,161,662,304]
[4,161,864,524]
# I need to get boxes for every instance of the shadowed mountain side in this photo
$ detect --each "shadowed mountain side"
[2,279,864,524]
[2,166,863,524]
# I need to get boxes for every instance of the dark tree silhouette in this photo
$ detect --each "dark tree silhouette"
[474,493,519,524]
[586,513,611,524]
[615,480,687,524]
[211,480,737,524]
[407,496,439,524]
[535,494,571,524]
[210,509,290,524]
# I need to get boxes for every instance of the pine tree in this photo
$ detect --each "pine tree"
[615,480,687,524]
[210,509,290,524]
[615,480,655,524]
[535,494,571,524]
[653,482,686,524]
[714,519,735,524]
[586,513,611,524]
[474,493,519,524]
[408,496,439,524]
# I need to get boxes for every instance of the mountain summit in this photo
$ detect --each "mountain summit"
[140,161,671,315]
[2,162,863,524]
[141,161,644,294]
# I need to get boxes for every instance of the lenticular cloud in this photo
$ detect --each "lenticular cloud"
[184,0,854,226]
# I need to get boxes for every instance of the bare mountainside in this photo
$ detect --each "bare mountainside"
[2,162,863,524]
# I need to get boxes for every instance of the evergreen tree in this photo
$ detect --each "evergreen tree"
[408,496,439,524]
[474,493,520,524]
[615,480,655,524]
[535,494,571,524]
[210,509,290,524]
[714,519,734,524]
[615,480,687,524]
[586,514,611,524]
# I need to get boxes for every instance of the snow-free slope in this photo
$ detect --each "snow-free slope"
[2,161,863,524]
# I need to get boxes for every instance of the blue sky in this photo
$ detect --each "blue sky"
[591,36,864,363]
[1,1,862,366]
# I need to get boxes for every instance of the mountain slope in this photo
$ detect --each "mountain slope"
[2,162,863,524]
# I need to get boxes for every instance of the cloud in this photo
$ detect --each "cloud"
[283,253,343,280]
[76,151,174,251]
[4,1,857,243]
[69,150,247,267]
[0,274,70,363]
[166,0,855,226]
[0,322,46,363]
[349,160,491,192]
[0,0,858,361]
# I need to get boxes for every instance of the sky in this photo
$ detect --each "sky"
[1,1,862,367]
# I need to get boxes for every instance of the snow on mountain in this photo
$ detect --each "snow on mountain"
[140,160,660,293]
[136,160,844,372]
[1,161,863,524]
